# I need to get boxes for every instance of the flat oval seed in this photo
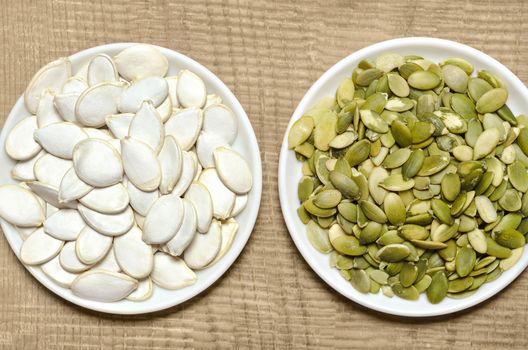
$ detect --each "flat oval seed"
[25,58,71,114]
[455,247,476,277]
[75,82,125,127]
[44,209,85,240]
[78,205,134,237]
[79,183,129,214]
[306,220,333,253]
[165,108,202,152]
[442,64,468,93]
[143,195,184,244]
[476,88,508,114]
[34,154,72,188]
[402,149,425,179]
[59,167,93,203]
[128,101,165,153]
[20,228,63,265]
[213,147,253,194]
[196,131,229,168]
[75,226,113,265]
[495,228,526,249]
[184,183,213,234]
[467,229,487,254]
[377,244,410,262]
[177,69,206,108]
[114,44,168,81]
[202,104,238,145]
[114,226,154,279]
[121,137,161,191]
[158,135,183,195]
[171,151,197,196]
[59,241,91,273]
[359,200,387,223]
[126,278,153,301]
[73,139,123,187]
[5,116,42,161]
[387,73,410,97]
[288,116,314,149]
[473,128,500,159]
[184,219,222,269]
[41,255,78,288]
[383,148,411,169]
[71,270,137,302]
[350,269,371,293]
[475,196,498,223]
[408,70,440,90]
[87,54,118,85]
[0,185,45,227]
[359,110,389,133]
[391,120,412,147]
[34,122,88,160]
[427,271,448,304]
[508,161,528,192]
[151,253,197,289]
[384,193,406,225]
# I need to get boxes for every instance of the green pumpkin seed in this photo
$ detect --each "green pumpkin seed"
[498,189,521,212]
[331,235,367,256]
[442,64,468,93]
[384,193,406,225]
[336,78,355,108]
[377,244,411,262]
[441,173,461,202]
[411,240,447,250]
[473,128,500,160]
[418,155,450,176]
[442,58,473,75]
[337,202,357,222]
[495,228,526,249]
[431,223,459,243]
[500,247,523,270]
[408,70,441,90]
[344,139,371,167]
[383,148,412,169]
[426,271,448,303]
[399,224,429,241]
[385,97,414,112]
[433,110,467,134]
[313,189,342,209]
[486,237,512,259]
[328,171,361,200]
[350,269,371,293]
[476,88,508,114]
[401,149,424,180]
[399,62,423,79]
[304,198,336,218]
[467,229,487,254]
[356,68,384,87]
[376,53,405,73]
[455,247,476,277]
[475,196,497,223]
[391,120,412,147]
[359,109,389,133]
[399,263,418,287]
[392,283,420,300]
[359,221,383,244]
[306,220,333,253]
[387,73,410,97]
[379,173,415,191]
[314,111,338,151]
[359,200,387,224]
[507,161,528,192]
[448,277,474,293]
[468,77,493,102]
[478,70,504,89]
[288,116,314,149]
[298,176,315,202]
[329,131,357,149]
[431,198,454,225]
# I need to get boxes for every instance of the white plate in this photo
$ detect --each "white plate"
[0,43,262,314]
[278,37,528,317]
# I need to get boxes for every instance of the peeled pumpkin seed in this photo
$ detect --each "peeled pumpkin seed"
[476,88,508,114]
[71,270,137,302]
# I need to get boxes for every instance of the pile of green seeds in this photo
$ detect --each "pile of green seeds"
[288,52,528,303]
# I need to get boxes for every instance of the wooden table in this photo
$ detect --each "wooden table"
[1,0,528,348]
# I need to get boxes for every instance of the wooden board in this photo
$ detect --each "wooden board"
[1,0,528,348]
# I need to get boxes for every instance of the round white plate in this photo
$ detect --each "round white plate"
[278,37,528,317]
[0,43,262,314]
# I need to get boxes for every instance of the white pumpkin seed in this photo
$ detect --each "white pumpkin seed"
[126,278,153,301]
[184,219,222,269]
[5,116,41,161]
[209,218,238,266]
[0,184,45,227]
[44,209,85,241]
[213,147,252,194]
[71,270,137,302]
[184,182,213,233]
[87,54,118,86]
[205,94,223,108]
[177,69,206,108]
[171,151,196,196]
[114,226,153,279]
[158,135,182,194]
[121,137,161,191]
[54,93,81,123]
[79,183,129,214]
[114,44,168,81]
[36,90,65,127]
[196,131,229,168]
[164,108,203,151]
[202,104,238,144]
[34,122,88,159]
[20,227,63,265]
[62,76,88,94]
[199,168,236,219]
[143,195,184,244]
[151,252,196,289]
[78,205,134,237]
[59,241,91,273]
[16,226,38,240]
[11,150,45,181]
[82,127,113,140]
[73,139,123,187]
[33,154,72,188]
[25,57,71,114]
[59,167,93,203]
[41,255,78,288]
[164,198,197,256]
[75,226,113,264]
[106,113,134,139]
[75,82,125,127]
[231,194,248,217]
[128,101,164,152]
[125,178,159,216]
[118,76,168,113]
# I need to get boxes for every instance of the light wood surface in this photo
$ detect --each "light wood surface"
[1,0,528,349]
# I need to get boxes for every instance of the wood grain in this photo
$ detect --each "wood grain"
[1,0,528,349]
